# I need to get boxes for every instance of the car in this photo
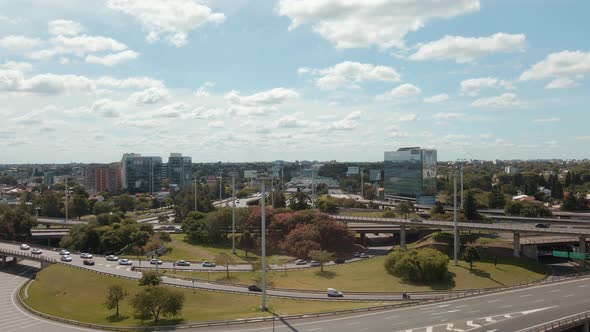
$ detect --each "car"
[236,199,240,204]
[410,218,423,223]
[202,261,216,267]
[150,258,163,265]
[176,260,190,266]
[359,253,370,258]
[535,223,550,228]
[60,256,72,262]
[295,259,307,265]
[59,249,70,256]
[327,288,344,297]
[352,252,360,257]
[119,259,132,265]
[310,261,321,267]
[248,285,262,292]
[165,225,176,230]
[174,228,183,233]
[334,258,346,264]
[83,259,95,266]
[106,255,119,261]
[19,244,30,250]
[80,253,93,259]
[31,248,42,255]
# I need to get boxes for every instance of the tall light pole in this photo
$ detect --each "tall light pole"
[460,163,464,210]
[281,166,284,192]
[453,171,459,266]
[360,167,364,199]
[194,178,198,212]
[271,176,275,209]
[311,169,315,206]
[260,176,268,311]
[65,177,68,223]
[230,172,237,254]
[218,172,223,204]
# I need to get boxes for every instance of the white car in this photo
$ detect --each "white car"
[295,259,307,265]
[20,244,30,250]
[60,256,72,262]
[310,261,321,267]
[359,253,370,258]
[106,255,119,261]
[80,253,93,259]
[119,259,132,265]
[327,288,344,297]
[59,249,70,256]
[150,259,163,265]
[202,261,216,267]
[31,248,42,255]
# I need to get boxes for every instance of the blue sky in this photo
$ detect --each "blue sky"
[0,0,588,163]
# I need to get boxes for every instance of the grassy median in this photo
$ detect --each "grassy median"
[23,264,382,327]
[164,255,546,292]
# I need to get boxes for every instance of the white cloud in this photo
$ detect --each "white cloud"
[208,120,224,128]
[1,61,32,72]
[128,87,169,105]
[277,114,308,128]
[301,61,400,90]
[50,34,127,56]
[277,0,480,49]
[460,77,498,96]
[329,110,363,130]
[471,93,523,108]
[577,136,590,141]
[225,87,299,116]
[194,81,214,97]
[106,0,225,47]
[390,113,417,123]
[533,117,560,123]
[424,93,449,103]
[0,35,42,50]
[90,99,126,117]
[376,83,421,101]
[410,33,526,63]
[48,19,84,36]
[520,51,590,88]
[151,102,188,118]
[189,107,224,119]
[433,112,464,119]
[85,50,139,66]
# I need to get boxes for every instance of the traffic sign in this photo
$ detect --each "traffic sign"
[552,250,586,260]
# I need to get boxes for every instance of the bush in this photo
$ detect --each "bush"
[139,270,162,286]
[384,248,449,283]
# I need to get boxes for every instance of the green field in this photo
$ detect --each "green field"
[23,264,385,327]
[167,254,546,292]
[143,234,294,265]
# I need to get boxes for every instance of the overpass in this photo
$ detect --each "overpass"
[0,247,56,268]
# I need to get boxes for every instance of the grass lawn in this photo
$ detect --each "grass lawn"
[156,234,294,265]
[23,264,385,327]
[167,254,546,292]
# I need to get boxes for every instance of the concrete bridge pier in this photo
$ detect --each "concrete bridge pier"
[1,256,5,266]
[400,225,407,249]
[583,321,589,332]
[514,232,520,257]
[360,232,366,246]
[580,236,586,268]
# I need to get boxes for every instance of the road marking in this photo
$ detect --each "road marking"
[425,327,433,332]
[578,285,588,288]
[385,315,398,319]
[519,294,532,298]
[529,299,545,304]
[549,289,561,292]
[466,321,481,328]
[306,329,322,331]
[498,304,513,308]
[485,317,497,323]
[563,294,575,298]
[504,314,512,318]
[487,299,500,303]
[455,305,468,309]
[466,310,480,314]
[347,322,360,325]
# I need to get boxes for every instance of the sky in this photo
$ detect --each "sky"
[0,0,589,163]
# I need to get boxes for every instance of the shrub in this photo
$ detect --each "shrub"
[384,248,449,283]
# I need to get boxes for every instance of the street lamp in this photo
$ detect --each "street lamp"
[257,173,271,311]
[194,177,198,212]
[453,167,459,266]
[229,172,238,254]
[217,172,223,205]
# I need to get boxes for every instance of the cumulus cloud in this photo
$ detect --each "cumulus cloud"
[0,35,42,50]
[106,0,225,47]
[128,87,169,105]
[520,51,590,89]
[277,0,480,49]
[376,83,421,101]
[533,117,560,123]
[225,87,299,116]
[471,93,523,108]
[0,61,33,72]
[277,114,308,128]
[424,93,449,103]
[410,33,526,63]
[90,98,126,117]
[85,50,139,66]
[189,107,224,119]
[328,110,363,130]
[300,61,400,90]
[433,112,464,119]
[151,102,189,118]
[48,19,84,36]
[460,77,515,96]
[194,81,214,97]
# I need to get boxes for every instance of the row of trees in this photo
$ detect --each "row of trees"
[0,204,36,241]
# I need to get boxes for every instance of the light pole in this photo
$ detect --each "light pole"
[271,176,275,209]
[460,163,464,210]
[194,178,198,212]
[311,170,315,206]
[65,177,68,223]
[360,167,364,199]
[259,176,268,311]
[218,172,223,205]
[453,170,459,266]
[230,172,237,254]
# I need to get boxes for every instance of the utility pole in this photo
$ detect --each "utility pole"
[271,176,275,209]
[219,172,223,205]
[281,166,284,192]
[360,167,364,199]
[311,170,315,206]
[460,163,464,210]
[65,177,68,223]
[194,178,198,212]
[230,172,237,254]
[453,171,458,266]
[260,176,268,311]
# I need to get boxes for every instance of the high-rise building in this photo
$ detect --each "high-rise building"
[384,147,437,206]
[85,163,121,193]
[167,153,192,190]
[121,153,162,194]
[44,172,55,187]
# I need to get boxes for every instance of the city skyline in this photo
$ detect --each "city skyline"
[1,0,589,163]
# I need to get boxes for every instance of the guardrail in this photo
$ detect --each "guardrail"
[524,310,590,332]
[0,248,57,264]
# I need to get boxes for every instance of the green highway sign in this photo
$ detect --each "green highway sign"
[552,250,569,258]
[571,252,586,260]
[552,250,586,260]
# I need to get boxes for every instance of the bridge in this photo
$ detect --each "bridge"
[0,247,56,268]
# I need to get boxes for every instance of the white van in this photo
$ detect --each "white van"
[327,288,344,297]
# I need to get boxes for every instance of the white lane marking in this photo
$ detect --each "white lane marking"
[578,285,588,288]
[516,310,590,332]
[487,299,500,303]
[549,289,561,293]
[529,299,545,304]
[385,315,398,319]
[438,304,451,308]
[306,329,322,331]
[485,317,497,323]
[466,320,481,328]
[466,310,480,314]
[504,314,512,318]
[487,330,498,332]
[519,294,532,298]
[347,322,360,325]
[563,294,575,298]
[498,304,513,308]
[425,327,433,332]
[455,305,468,309]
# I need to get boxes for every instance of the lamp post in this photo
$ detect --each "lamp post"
[218,172,223,205]
[229,172,238,254]
[257,174,270,311]
[453,169,459,266]
[194,177,198,212]
[360,167,364,199]
[460,163,464,210]
[65,177,68,223]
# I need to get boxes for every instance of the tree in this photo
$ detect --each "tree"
[395,201,412,220]
[93,201,112,215]
[113,194,136,213]
[139,270,162,286]
[0,204,36,241]
[272,190,287,208]
[130,286,184,323]
[487,187,506,209]
[561,193,580,211]
[282,224,320,258]
[239,231,255,257]
[463,247,480,271]
[309,250,333,272]
[182,211,209,244]
[316,219,355,255]
[463,191,481,220]
[157,215,168,224]
[429,202,445,216]
[215,253,236,279]
[288,191,311,211]
[104,285,127,318]
[384,248,449,283]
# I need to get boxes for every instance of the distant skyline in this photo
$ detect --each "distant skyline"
[1,0,589,163]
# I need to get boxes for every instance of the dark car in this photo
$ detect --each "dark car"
[83,259,95,266]
[535,223,550,228]
[334,257,346,264]
[248,285,262,292]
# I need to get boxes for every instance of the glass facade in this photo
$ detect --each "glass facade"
[168,153,192,190]
[121,154,162,194]
[384,148,437,204]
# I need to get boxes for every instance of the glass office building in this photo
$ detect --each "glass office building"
[121,153,162,194]
[167,153,192,190]
[384,147,437,206]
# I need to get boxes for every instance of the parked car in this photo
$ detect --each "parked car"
[202,261,216,267]
[352,252,360,257]
[60,256,72,262]
[80,253,93,259]
[334,258,346,264]
[535,223,550,228]
[31,248,42,255]
[106,255,118,261]
[174,228,183,233]
[248,285,262,292]
[83,259,95,266]
[295,259,307,265]
[310,261,321,267]
[150,259,163,265]
[119,259,132,265]
[359,253,370,258]
[176,260,190,266]
[19,244,30,250]
[59,249,70,256]
[327,288,344,297]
